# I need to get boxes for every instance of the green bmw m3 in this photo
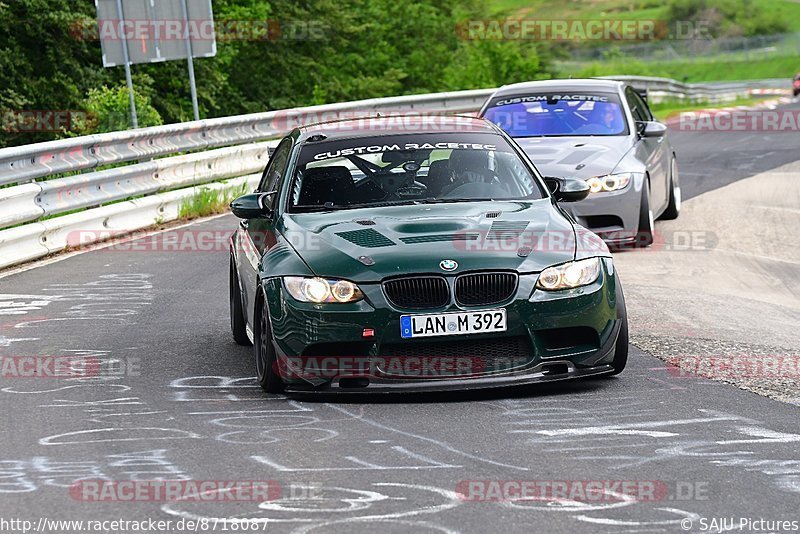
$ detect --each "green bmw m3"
[229,116,628,393]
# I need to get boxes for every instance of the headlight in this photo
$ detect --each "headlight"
[586,173,632,193]
[536,258,601,291]
[284,277,364,303]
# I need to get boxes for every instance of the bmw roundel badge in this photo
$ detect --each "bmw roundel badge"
[439,259,458,271]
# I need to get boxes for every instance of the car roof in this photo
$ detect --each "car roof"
[296,115,500,143]
[489,78,625,98]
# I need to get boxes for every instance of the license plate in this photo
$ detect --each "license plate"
[400,309,507,339]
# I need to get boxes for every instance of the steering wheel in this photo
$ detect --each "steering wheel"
[394,181,428,199]
[438,168,495,197]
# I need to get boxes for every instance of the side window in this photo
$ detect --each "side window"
[625,88,652,122]
[258,138,292,194]
[633,90,653,120]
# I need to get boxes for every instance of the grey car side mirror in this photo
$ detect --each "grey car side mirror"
[638,121,667,138]
[544,177,590,203]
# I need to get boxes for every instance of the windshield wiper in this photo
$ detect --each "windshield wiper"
[346,200,422,209]
[294,200,418,211]
[417,198,496,204]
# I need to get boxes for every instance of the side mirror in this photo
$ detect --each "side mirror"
[638,121,667,138]
[543,177,590,203]
[230,192,274,219]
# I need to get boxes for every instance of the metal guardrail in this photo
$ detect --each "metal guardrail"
[0,142,272,228]
[0,77,788,270]
[600,76,790,103]
[0,89,492,186]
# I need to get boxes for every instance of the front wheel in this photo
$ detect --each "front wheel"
[254,294,284,393]
[230,256,251,346]
[609,282,628,375]
[660,158,681,220]
[635,180,655,247]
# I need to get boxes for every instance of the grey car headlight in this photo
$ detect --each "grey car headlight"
[284,277,364,303]
[536,258,601,291]
[587,173,633,193]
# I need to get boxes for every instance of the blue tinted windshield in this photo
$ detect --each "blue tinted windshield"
[483,93,629,137]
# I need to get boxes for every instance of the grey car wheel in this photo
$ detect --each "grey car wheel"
[636,180,655,247]
[660,158,681,220]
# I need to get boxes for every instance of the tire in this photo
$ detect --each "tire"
[635,180,655,247]
[660,158,681,220]
[254,293,284,393]
[608,282,628,375]
[229,256,251,346]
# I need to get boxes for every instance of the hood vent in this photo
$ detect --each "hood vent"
[335,229,396,248]
[399,233,479,245]
[485,211,501,218]
[558,149,596,165]
[487,221,528,240]
[353,219,376,226]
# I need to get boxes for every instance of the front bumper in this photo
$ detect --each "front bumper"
[262,258,623,393]
[566,183,642,244]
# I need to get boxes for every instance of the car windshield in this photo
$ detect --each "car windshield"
[483,92,629,137]
[289,133,545,211]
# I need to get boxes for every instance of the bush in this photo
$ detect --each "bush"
[74,84,163,134]
[442,41,547,90]
[666,0,789,38]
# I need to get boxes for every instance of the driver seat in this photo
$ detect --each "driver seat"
[421,160,451,196]
[299,166,355,206]
[448,150,492,180]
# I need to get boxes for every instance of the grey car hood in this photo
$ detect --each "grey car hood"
[514,136,634,180]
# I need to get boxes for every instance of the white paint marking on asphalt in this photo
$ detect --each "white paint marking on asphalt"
[39,427,201,445]
[749,204,800,214]
[573,508,701,527]
[0,335,39,347]
[716,426,800,445]
[251,451,458,472]
[326,403,529,472]
[531,415,749,438]
[532,428,679,438]
[1,383,131,394]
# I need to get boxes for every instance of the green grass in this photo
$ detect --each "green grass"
[485,0,800,83]
[486,0,800,32]
[487,0,665,18]
[563,55,800,82]
[178,181,249,219]
[649,94,777,121]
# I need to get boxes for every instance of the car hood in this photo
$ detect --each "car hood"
[280,200,580,283]
[514,136,633,180]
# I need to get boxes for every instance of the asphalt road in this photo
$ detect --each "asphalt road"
[669,96,800,200]
[0,98,798,534]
